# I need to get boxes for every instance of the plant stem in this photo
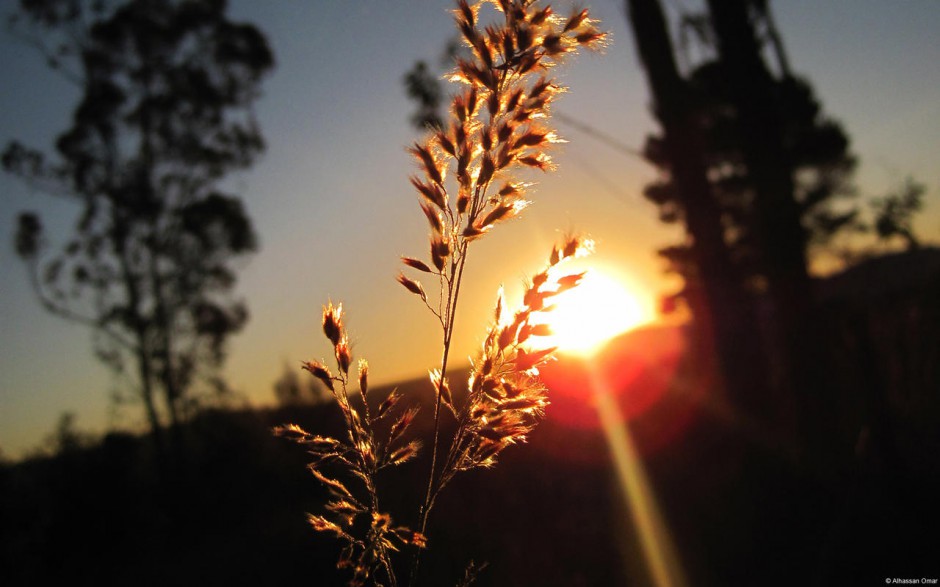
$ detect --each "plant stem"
[410,241,470,586]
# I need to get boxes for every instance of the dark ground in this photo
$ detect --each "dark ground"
[2,355,936,585]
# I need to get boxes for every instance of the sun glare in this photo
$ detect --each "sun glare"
[537,267,649,357]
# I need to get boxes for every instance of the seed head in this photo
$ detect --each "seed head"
[564,8,589,33]
[388,441,421,466]
[376,390,402,420]
[393,526,428,548]
[513,346,557,371]
[430,236,451,271]
[419,202,444,234]
[372,512,392,531]
[389,407,420,444]
[307,514,348,539]
[302,360,334,392]
[358,359,369,397]
[397,273,427,302]
[335,337,352,374]
[429,369,454,409]
[322,301,343,346]
[409,143,445,187]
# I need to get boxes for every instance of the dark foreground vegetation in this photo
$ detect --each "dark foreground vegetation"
[4,250,938,586]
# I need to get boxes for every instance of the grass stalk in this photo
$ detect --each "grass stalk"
[276,3,607,585]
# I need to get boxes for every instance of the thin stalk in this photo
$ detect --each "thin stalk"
[372,488,399,587]
[361,455,398,587]
[410,241,470,587]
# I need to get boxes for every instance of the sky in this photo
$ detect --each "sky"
[1,0,938,459]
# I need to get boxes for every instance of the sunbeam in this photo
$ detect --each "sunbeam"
[590,364,688,587]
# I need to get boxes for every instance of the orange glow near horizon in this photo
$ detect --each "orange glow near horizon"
[537,267,652,357]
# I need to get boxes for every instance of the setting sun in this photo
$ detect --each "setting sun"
[536,268,651,357]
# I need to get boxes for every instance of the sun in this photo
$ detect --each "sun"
[536,267,651,357]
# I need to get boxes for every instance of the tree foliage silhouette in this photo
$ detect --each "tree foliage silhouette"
[642,1,857,298]
[871,177,924,251]
[627,0,860,442]
[404,60,445,131]
[403,38,466,132]
[3,0,274,453]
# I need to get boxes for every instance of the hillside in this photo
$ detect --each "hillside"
[2,321,937,585]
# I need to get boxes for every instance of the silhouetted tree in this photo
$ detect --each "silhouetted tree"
[643,1,858,344]
[3,0,274,455]
[403,38,466,132]
[625,0,770,419]
[702,0,842,458]
[404,60,445,131]
[631,0,862,452]
[43,412,92,456]
[871,177,924,251]
[644,64,857,294]
[272,362,326,406]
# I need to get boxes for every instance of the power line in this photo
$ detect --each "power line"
[565,147,649,210]
[554,110,646,161]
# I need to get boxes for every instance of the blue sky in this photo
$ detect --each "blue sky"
[1,0,938,458]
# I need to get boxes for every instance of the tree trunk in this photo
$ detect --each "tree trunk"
[625,0,770,421]
[136,342,166,457]
[705,0,831,464]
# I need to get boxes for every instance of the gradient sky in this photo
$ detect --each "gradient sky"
[1,0,938,458]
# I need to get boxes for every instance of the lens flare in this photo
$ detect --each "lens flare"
[590,364,688,587]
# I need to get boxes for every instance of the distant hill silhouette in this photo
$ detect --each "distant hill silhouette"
[816,246,940,303]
